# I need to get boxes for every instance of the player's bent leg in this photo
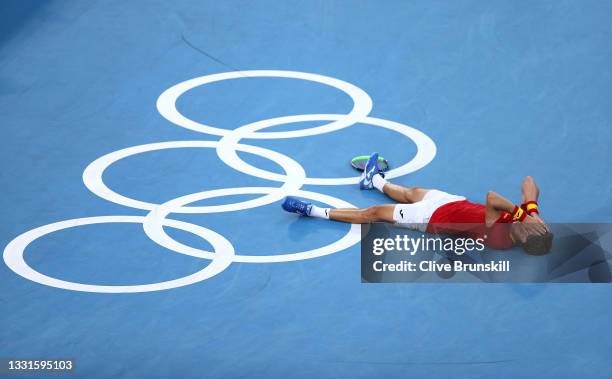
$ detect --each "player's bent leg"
[329,205,396,224]
[382,182,429,204]
[362,164,429,203]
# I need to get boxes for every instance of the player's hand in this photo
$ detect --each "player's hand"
[522,214,548,235]
[531,212,547,225]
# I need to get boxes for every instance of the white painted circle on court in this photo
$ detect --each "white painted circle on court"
[3,216,235,293]
[156,70,373,139]
[216,114,437,185]
[82,141,306,213]
[143,187,361,263]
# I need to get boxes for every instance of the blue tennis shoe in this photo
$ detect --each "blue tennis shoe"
[281,196,312,216]
[359,152,380,190]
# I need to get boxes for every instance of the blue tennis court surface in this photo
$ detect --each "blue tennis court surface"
[2,1,612,378]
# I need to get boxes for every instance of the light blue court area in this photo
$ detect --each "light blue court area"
[2,1,612,378]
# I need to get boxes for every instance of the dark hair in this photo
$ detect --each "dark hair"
[522,232,554,255]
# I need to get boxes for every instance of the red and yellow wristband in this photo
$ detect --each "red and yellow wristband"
[511,205,527,222]
[521,201,539,215]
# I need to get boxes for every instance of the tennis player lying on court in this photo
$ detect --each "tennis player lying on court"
[282,153,552,254]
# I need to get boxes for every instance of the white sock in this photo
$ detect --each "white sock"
[372,174,387,192]
[309,205,330,219]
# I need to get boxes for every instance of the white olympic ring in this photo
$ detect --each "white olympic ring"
[3,216,235,293]
[156,70,373,139]
[216,114,436,185]
[4,70,437,293]
[143,187,361,263]
[82,140,306,213]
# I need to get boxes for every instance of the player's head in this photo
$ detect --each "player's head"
[510,223,554,255]
[521,231,553,255]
